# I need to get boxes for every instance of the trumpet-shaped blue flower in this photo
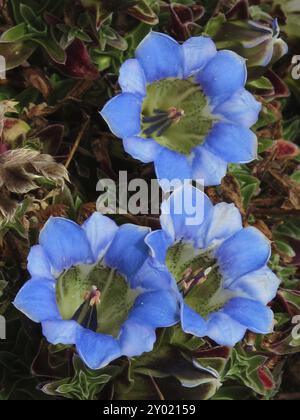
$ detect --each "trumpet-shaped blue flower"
[101,32,261,190]
[144,185,280,346]
[14,213,179,370]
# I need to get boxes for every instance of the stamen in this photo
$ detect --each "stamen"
[142,107,185,138]
[180,266,211,296]
[167,107,185,124]
[72,286,101,331]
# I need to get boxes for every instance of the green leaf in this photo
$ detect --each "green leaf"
[127,0,159,25]
[0,41,36,70]
[0,23,34,42]
[275,0,300,41]
[43,356,120,400]
[103,27,128,51]
[278,289,300,312]
[213,386,254,400]
[274,219,300,241]
[229,166,260,207]
[247,76,274,92]
[283,117,300,141]
[254,103,281,130]
[225,347,274,396]
[258,138,274,153]
[20,3,46,34]
[194,350,231,379]
[204,14,226,38]
[169,326,205,351]
[33,36,66,63]
[275,240,296,258]
[291,170,300,183]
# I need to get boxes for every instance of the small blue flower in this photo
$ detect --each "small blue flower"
[100,32,261,190]
[14,213,179,370]
[145,185,280,346]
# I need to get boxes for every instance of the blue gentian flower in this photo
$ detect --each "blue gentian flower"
[14,213,179,370]
[144,185,280,346]
[100,32,261,189]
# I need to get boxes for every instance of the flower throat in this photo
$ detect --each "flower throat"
[141,78,215,155]
[56,264,138,337]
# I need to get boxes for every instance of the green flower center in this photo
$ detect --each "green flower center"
[56,264,139,337]
[166,241,235,318]
[141,78,215,155]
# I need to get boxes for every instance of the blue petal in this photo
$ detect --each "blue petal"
[160,185,213,247]
[215,227,271,282]
[82,213,118,261]
[205,122,258,163]
[213,88,262,128]
[206,312,247,346]
[223,297,274,334]
[14,277,60,323]
[119,58,146,97]
[145,230,173,265]
[40,218,93,273]
[204,203,243,248]
[182,36,217,78]
[27,245,53,279]
[42,320,79,345]
[123,136,161,164]
[136,31,183,83]
[100,93,142,139]
[76,328,121,370]
[181,303,207,337]
[154,148,192,192]
[196,50,247,105]
[228,267,280,305]
[105,224,150,279]
[192,146,227,186]
[128,290,179,328]
[131,257,177,291]
[119,320,157,357]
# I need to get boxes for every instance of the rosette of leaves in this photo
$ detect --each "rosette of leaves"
[37,325,282,400]
[0,148,69,223]
[0,0,67,69]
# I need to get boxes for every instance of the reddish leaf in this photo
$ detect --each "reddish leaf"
[258,367,275,390]
[56,39,99,80]
[270,139,299,160]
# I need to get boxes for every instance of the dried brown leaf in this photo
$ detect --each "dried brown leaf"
[0,149,69,222]
[0,149,69,194]
[0,189,18,220]
[264,168,300,211]
[23,67,53,99]
[220,174,245,217]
